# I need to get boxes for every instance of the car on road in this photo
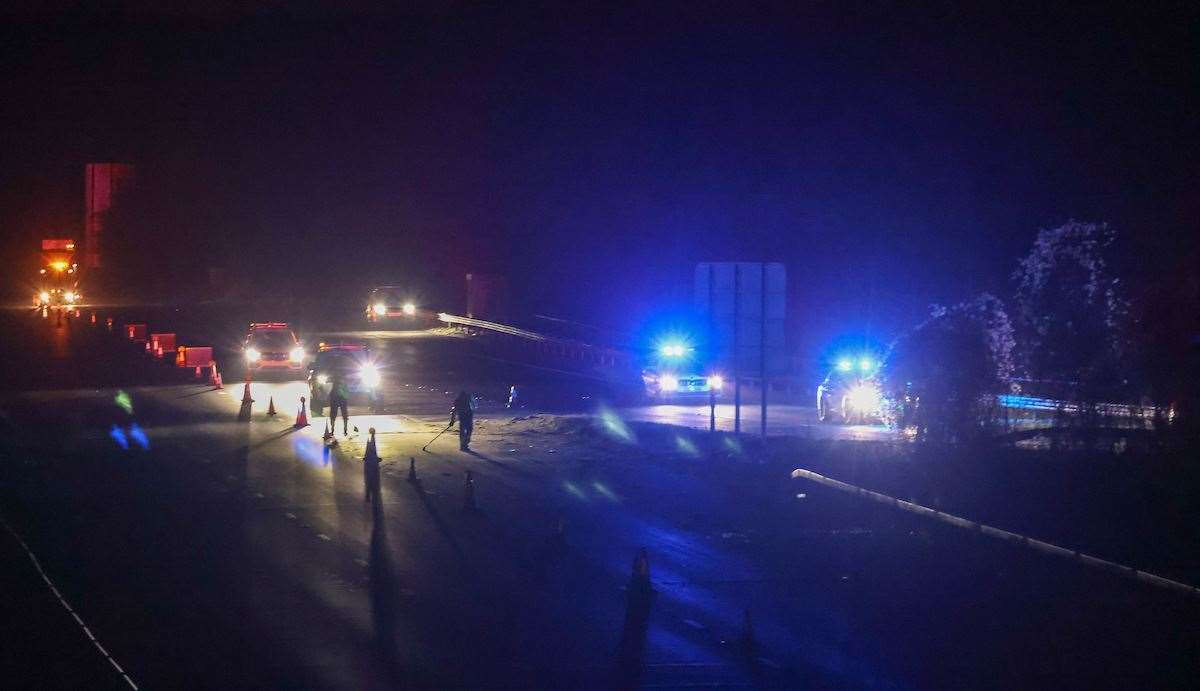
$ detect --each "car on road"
[34,286,81,308]
[642,368,723,400]
[365,285,428,325]
[243,322,305,375]
[307,343,382,413]
[817,355,883,423]
[642,340,724,401]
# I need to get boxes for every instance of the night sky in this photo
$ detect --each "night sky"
[2,3,1196,357]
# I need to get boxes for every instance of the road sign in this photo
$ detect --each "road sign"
[695,262,787,436]
[695,262,787,374]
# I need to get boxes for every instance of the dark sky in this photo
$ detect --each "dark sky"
[2,2,1196,355]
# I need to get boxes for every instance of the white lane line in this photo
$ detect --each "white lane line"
[285,512,297,520]
[317,533,331,541]
[0,515,139,689]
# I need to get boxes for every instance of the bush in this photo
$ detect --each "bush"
[881,294,1014,443]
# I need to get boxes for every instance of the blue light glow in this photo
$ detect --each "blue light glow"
[129,423,149,450]
[836,358,853,372]
[109,425,129,450]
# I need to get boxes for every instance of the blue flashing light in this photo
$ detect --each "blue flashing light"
[859,358,874,372]
[660,343,688,358]
[836,358,853,372]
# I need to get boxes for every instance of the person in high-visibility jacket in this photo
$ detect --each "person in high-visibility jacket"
[449,390,475,451]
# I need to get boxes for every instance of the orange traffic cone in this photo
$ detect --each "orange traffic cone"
[237,381,254,422]
[739,608,757,663]
[631,548,651,587]
[266,396,276,416]
[364,428,379,461]
[90,312,96,325]
[294,397,309,428]
[462,470,477,511]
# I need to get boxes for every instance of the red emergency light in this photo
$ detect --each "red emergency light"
[42,239,75,251]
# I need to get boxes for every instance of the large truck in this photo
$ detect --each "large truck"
[34,238,82,307]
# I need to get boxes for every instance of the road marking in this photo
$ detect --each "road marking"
[285,512,297,520]
[354,558,368,567]
[0,515,139,689]
[317,533,331,541]
[254,492,264,499]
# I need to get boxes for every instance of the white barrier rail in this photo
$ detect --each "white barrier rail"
[790,467,1200,598]
[436,313,548,341]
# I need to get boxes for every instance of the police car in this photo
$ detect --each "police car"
[642,341,724,401]
[243,322,305,374]
[307,343,383,413]
[817,355,883,423]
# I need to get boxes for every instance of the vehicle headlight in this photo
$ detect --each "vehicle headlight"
[316,374,329,386]
[245,347,261,362]
[289,346,304,363]
[359,363,381,388]
[64,291,76,303]
[372,303,387,316]
[402,302,416,316]
[38,291,50,302]
[706,374,723,391]
[660,375,678,392]
[847,383,881,412]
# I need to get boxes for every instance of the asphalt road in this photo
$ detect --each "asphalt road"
[0,309,1196,689]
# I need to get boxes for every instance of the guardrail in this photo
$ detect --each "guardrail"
[436,312,633,372]
[436,313,548,341]
[997,394,1156,419]
[791,467,1200,598]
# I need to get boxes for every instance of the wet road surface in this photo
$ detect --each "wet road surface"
[0,310,1196,689]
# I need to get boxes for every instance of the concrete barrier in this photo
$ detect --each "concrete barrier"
[790,467,1200,598]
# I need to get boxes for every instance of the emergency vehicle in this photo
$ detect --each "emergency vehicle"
[34,238,81,308]
[307,342,382,413]
[243,323,305,374]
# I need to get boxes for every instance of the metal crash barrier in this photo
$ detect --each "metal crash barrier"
[790,467,1200,598]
